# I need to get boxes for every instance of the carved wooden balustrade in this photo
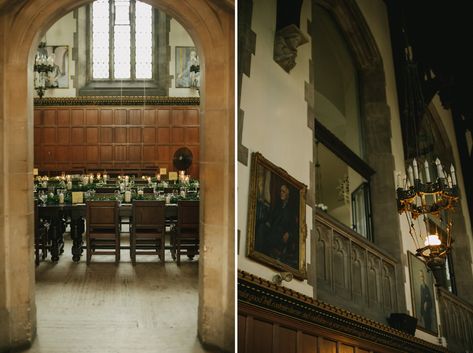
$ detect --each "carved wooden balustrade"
[315,211,401,324]
[437,287,473,352]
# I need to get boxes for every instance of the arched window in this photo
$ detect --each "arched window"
[314,4,374,240]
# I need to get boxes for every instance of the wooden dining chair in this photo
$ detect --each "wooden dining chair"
[173,200,199,265]
[130,200,166,264]
[34,200,49,265]
[85,200,120,264]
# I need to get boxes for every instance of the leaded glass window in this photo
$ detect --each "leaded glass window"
[91,0,153,81]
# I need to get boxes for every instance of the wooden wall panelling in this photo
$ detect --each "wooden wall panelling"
[34,105,200,177]
[238,303,404,353]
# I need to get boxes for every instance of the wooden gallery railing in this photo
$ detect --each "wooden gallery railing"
[437,287,473,352]
[315,211,401,323]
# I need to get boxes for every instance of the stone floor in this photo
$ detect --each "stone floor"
[23,236,209,353]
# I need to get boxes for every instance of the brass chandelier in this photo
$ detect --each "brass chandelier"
[396,45,460,276]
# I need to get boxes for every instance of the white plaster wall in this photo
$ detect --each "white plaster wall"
[36,11,76,97]
[168,18,199,97]
[238,0,313,296]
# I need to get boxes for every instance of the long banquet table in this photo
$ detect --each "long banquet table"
[36,202,178,262]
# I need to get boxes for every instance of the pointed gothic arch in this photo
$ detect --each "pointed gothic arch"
[0,1,234,351]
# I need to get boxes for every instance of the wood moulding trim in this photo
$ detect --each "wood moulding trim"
[238,270,449,353]
[34,96,200,106]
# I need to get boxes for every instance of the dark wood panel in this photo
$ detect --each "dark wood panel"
[128,127,142,143]
[34,127,41,145]
[171,127,184,144]
[157,109,170,126]
[71,110,84,125]
[57,110,70,125]
[71,146,85,161]
[157,127,170,144]
[114,145,127,161]
[86,127,99,144]
[186,127,199,144]
[56,146,70,162]
[43,128,56,144]
[57,128,70,144]
[173,110,185,126]
[43,110,56,125]
[86,146,99,162]
[251,319,273,353]
[143,127,156,143]
[71,128,84,143]
[143,109,156,125]
[128,145,141,161]
[42,146,55,162]
[100,127,113,143]
[100,109,113,125]
[143,145,156,161]
[278,327,297,353]
[238,314,246,353]
[319,338,337,353]
[129,109,142,125]
[300,333,317,353]
[114,127,127,143]
[114,109,127,125]
[184,109,199,125]
[34,110,42,125]
[86,109,99,125]
[157,146,170,161]
[340,344,355,353]
[100,145,113,161]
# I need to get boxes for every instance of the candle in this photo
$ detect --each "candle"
[59,192,64,204]
[124,190,131,203]
[157,174,161,181]
[424,160,431,183]
[67,181,72,190]
[450,164,457,185]
[447,175,453,188]
[412,159,419,180]
[407,165,414,186]
[435,158,444,179]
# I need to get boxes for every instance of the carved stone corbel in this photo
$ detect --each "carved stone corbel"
[273,24,308,73]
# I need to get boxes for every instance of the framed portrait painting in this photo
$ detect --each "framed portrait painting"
[408,252,438,334]
[175,46,200,88]
[246,152,307,279]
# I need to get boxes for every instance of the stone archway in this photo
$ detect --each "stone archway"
[0,1,234,351]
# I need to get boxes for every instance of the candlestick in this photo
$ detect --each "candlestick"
[424,160,431,183]
[450,164,457,185]
[397,172,402,189]
[412,159,419,180]
[407,165,414,186]
[435,158,444,179]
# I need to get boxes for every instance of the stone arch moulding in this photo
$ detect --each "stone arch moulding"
[312,0,407,318]
[0,0,234,351]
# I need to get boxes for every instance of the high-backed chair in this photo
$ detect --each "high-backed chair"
[86,200,120,264]
[173,200,199,265]
[130,200,166,264]
[34,200,49,265]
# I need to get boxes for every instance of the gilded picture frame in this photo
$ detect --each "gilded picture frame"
[246,152,307,279]
[408,252,438,334]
